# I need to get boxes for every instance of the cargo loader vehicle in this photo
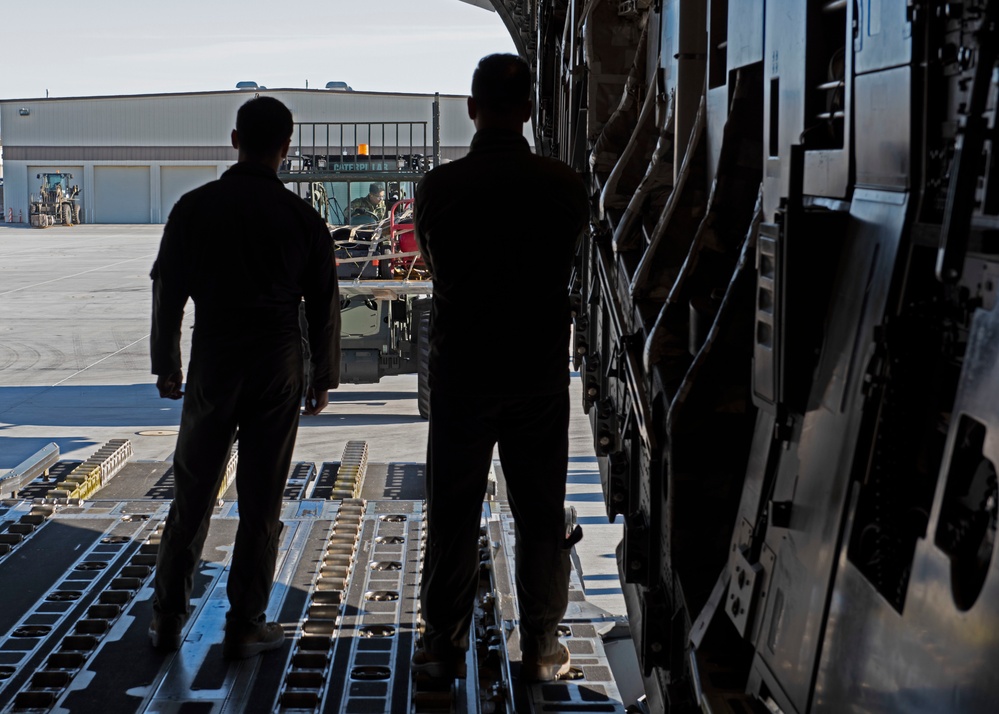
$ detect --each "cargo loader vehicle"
[279,114,438,417]
[28,172,82,228]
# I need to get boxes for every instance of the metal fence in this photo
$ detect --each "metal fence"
[281,121,433,180]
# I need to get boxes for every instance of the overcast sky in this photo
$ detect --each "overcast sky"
[1,0,515,100]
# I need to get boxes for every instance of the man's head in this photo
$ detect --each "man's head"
[468,53,531,131]
[231,97,294,167]
[368,183,385,203]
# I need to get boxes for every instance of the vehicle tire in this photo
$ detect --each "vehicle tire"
[62,203,72,226]
[416,309,431,420]
[378,247,393,279]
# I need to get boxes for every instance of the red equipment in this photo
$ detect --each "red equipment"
[388,199,427,277]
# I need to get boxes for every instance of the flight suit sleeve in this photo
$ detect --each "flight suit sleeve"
[150,202,191,376]
[550,163,589,253]
[304,220,341,391]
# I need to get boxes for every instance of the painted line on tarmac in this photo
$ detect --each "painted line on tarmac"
[0,253,157,297]
[50,305,193,387]
[51,335,152,387]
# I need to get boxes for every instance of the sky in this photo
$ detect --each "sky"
[0,0,516,100]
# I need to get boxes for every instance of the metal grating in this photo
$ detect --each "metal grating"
[48,439,133,503]
[277,498,366,712]
[330,441,369,500]
[284,462,319,500]
[0,505,55,560]
[2,513,161,711]
[321,501,424,714]
[488,504,628,714]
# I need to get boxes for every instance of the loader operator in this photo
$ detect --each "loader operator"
[412,54,589,682]
[148,96,341,660]
[348,182,386,222]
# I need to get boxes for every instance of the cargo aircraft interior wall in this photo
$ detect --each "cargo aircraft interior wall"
[511,0,999,711]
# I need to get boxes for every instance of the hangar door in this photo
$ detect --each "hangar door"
[161,167,217,222]
[94,167,151,223]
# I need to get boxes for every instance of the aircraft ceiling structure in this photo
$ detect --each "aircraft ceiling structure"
[457,0,535,66]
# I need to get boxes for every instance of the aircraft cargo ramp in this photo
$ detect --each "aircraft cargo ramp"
[0,439,632,714]
[0,226,636,714]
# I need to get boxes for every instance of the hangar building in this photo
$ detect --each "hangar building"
[0,88,476,224]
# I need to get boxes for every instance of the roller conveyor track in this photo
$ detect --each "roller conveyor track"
[0,441,628,713]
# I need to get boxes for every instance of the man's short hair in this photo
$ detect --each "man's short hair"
[236,97,294,157]
[471,53,531,116]
[369,183,384,195]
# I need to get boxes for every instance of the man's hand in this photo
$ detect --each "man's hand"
[303,386,329,416]
[156,370,184,399]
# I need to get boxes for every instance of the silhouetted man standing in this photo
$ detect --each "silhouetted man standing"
[412,54,589,681]
[149,96,340,659]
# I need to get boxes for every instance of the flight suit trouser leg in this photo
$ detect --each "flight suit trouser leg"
[498,390,571,658]
[153,340,303,624]
[225,376,302,626]
[153,381,238,618]
[420,389,572,658]
[420,390,498,657]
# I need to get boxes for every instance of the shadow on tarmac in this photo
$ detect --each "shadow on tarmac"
[0,384,180,428]
[0,383,425,469]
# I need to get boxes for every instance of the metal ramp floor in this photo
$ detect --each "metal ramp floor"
[0,440,629,714]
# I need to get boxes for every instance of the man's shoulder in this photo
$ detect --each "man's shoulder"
[420,149,583,192]
[168,179,222,219]
[177,177,223,203]
[423,160,462,182]
[530,154,583,183]
[168,175,327,233]
[433,150,579,179]
[418,159,467,197]
[248,179,330,233]
[530,156,588,209]
[285,191,331,230]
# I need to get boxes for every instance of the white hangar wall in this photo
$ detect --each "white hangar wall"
[0,89,477,224]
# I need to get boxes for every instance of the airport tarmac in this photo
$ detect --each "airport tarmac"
[0,224,626,618]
